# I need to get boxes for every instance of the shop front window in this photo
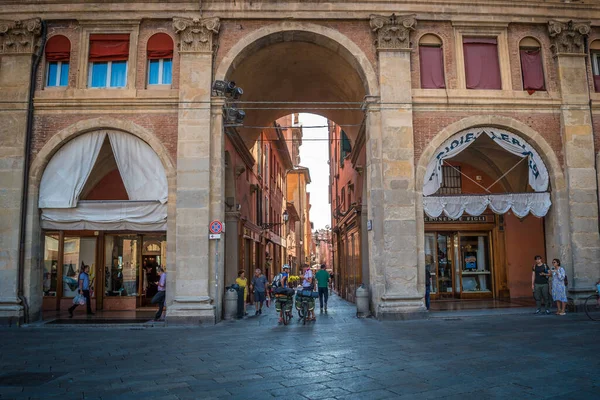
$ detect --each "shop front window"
[43,234,59,296]
[141,236,167,302]
[63,237,97,297]
[105,235,139,297]
[460,234,491,293]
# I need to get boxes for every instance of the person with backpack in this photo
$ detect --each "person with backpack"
[551,258,568,315]
[275,265,291,323]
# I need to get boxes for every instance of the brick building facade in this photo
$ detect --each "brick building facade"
[1,1,600,323]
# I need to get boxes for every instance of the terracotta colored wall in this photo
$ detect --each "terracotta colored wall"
[84,169,128,200]
[504,212,545,298]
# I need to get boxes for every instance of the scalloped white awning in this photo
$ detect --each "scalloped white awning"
[423,128,549,196]
[423,193,551,219]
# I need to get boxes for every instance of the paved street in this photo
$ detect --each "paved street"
[1,294,599,400]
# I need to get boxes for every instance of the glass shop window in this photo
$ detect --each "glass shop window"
[105,235,139,297]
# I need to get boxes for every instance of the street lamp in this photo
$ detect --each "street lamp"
[262,210,289,230]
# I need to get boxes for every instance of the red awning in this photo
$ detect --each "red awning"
[147,33,173,60]
[45,35,71,62]
[89,34,130,62]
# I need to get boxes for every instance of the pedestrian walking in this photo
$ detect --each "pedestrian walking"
[235,270,248,316]
[532,255,551,315]
[151,266,166,321]
[315,264,330,312]
[251,268,268,315]
[550,259,568,315]
[302,266,316,321]
[68,264,94,317]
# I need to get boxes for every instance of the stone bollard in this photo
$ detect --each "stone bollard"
[223,287,238,320]
[356,284,370,317]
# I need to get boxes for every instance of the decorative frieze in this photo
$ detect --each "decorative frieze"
[548,20,590,56]
[0,18,42,55]
[369,14,416,51]
[173,17,220,53]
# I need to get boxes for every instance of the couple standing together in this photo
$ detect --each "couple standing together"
[532,255,568,315]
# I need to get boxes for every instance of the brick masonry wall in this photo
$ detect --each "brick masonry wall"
[413,112,564,168]
[32,113,178,163]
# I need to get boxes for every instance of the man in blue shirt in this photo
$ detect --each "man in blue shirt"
[280,265,289,288]
[68,264,93,317]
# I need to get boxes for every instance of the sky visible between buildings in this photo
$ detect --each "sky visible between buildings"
[298,113,331,231]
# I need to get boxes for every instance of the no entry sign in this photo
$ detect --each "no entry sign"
[209,220,223,234]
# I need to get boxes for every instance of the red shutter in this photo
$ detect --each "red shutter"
[89,34,130,62]
[45,35,71,62]
[520,49,545,94]
[463,38,502,90]
[419,46,446,89]
[147,33,174,59]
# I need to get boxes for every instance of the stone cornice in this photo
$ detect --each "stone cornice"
[370,13,416,51]
[0,18,41,55]
[548,19,590,56]
[173,16,220,53]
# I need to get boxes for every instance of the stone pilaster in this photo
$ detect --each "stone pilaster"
[0,18,41,324]
[548,20,600,296]
[367,14,425,319]
[168,17,220,323]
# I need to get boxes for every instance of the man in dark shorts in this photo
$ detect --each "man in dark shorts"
[531,255,551,315]
[251,268,268,315]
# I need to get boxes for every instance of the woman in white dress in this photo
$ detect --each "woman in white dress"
[551,259,567,316]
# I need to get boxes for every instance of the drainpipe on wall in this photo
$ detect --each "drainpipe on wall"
[17,20,47,325]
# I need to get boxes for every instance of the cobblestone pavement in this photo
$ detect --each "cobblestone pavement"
[1,293,599,400]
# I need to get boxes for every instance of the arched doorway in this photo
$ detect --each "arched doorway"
[31,127,173,317]
[417,120,568,308]
[214,23,377,308]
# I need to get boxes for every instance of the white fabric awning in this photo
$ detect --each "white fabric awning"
[423,128,549,196]
[423,193,551,219]
[41,201,167,231]
[39,131,168,208]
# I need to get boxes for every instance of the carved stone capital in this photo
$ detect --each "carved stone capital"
[0,18,42,55]
[548,20,590,56]
[370,14,416,51]
[173,17,220,53]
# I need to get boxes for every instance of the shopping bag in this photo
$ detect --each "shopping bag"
[73,293,86,305]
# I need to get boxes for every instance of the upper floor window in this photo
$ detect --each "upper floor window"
[340,130,352,165]
[147,33,173,86]
[438,166,462,195]
[590,40,600,92]
[45,35,71,87]
[463,37,501,90]
[88,34,130,88]
[519,37,545,94]
[419,34,445,89]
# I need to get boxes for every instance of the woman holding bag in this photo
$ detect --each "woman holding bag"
[551,259,568,316]
[68,264,94,317]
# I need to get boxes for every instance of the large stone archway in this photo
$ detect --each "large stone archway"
[414,115,570,301]
[24,118,176,322]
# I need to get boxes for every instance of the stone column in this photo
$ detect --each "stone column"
[210,97,226,321]
[0,19,42,324]
[168,17,220,323]
[548,20,600,297]
[367,14,426,319]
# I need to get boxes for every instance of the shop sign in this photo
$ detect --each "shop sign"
[424,215,491,223]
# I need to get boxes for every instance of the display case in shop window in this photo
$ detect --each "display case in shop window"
[460,235,492,294]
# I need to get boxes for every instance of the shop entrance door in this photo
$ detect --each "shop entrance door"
[425,232,459,299]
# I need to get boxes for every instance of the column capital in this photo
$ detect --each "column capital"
[0,18,42,55]
[369,14,416,52]
[173,17,220,54]
[548,19,590,56]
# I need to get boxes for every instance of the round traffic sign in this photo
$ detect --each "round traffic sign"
[209,220,223,234]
